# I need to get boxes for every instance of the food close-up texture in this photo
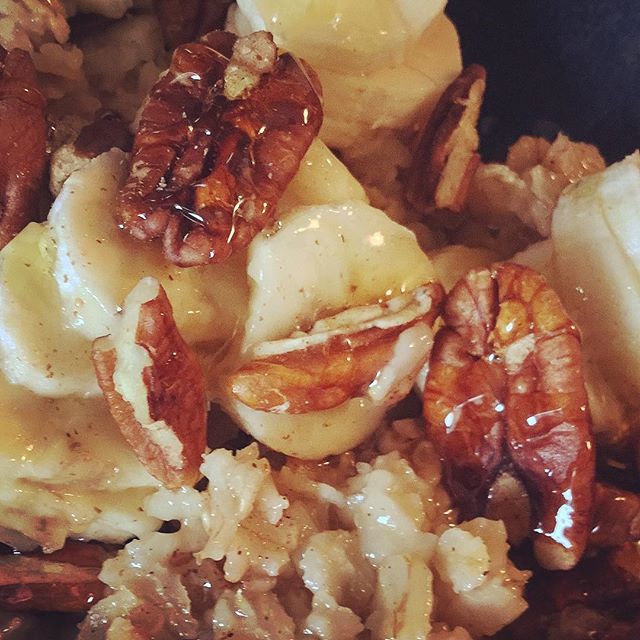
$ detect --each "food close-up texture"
[0,0,638,638]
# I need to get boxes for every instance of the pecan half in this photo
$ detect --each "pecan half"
[590,483,640,548]
[156,0,234,49]
[406,64,486,216]
[424,263,595,570]
[92,278,207,488]
[228,283,443,413]
[0,47,47,248]
[118,30,323,267]
[0,555,105,612]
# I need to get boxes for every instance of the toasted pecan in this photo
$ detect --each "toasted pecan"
[229,283,443,414]
[92,278,207,488]
[424,263,595,570]
[0,555,105,612]
[0,47,47,248]
[406,64,486,216]
[118,30,323,267]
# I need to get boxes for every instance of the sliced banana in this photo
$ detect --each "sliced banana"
[0,222,98,396]
[317,14,462,148]
[0,373,160,549]
[278,139,368,214]
[48,149,248,347]
[225,201,436,457]
[243,200,436,350]
[232,0,445,72]
[552,153,640,403]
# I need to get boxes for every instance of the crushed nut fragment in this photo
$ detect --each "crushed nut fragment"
[467,133,605,237]
[224,31,277,100]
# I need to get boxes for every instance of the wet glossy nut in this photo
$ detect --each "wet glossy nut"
[424,263,595,570]
[0,47,47,248]
[406,64,486,216]
[229,283,443,414]
[590,483,640,548]
[92,278,207,488]
[0,555,105,612]
[118,30,323,267]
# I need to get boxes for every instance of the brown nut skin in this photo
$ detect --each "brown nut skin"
[0,47,47,248]
[228,282,443,414]
[424,263,595,570]
[590,483,640,548]
[156,0,233,49]
[118,30,323,267]
[0,555,105,612]
[92,281,207,489]
[406,64,486,216]
[73,110,132,158]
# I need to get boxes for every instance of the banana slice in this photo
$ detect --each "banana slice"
[278,139,367,214]
[0,373,160,550]
[243,200,436,349]
[552,153,640,403]
[317,14,462,148]
[48,149,248,347]
[232,0,445,72]
[0,222,98,396]
[224,201,436,457]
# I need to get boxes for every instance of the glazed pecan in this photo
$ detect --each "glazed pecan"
[156,0,233,49]
[50,110,133,195]
[590,483,640,548]
[0,46,47,248]
[92,278,207,488]
[73,110,133,158]
[229,283,443,413]
[406,64,486,216]
[424,263,595,570]
[0,555,105,612]
[118,30,323,266]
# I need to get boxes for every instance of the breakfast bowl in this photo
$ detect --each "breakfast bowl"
[0,1,637,638]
